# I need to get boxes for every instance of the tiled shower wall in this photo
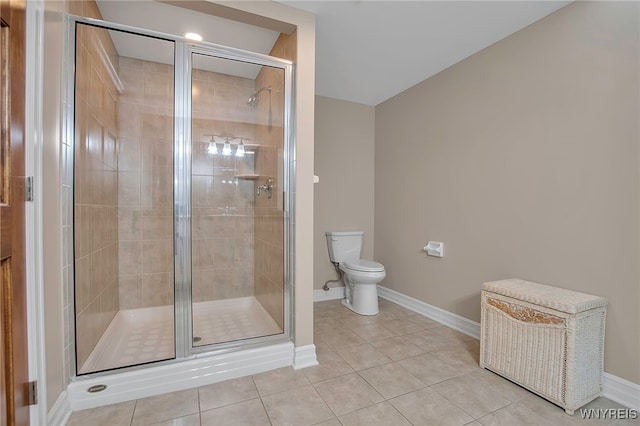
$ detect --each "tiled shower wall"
[116,62,260,308]
[116,58,175,310]
[73,18,121,368]
[253,33,296,331]
[191,68,257,302]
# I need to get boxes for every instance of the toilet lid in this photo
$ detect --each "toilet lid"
[343,259,385,273]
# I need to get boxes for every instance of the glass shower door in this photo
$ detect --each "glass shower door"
[189,53,286,347]
[73,23,176,374]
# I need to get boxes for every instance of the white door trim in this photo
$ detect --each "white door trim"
[24,0,48,423]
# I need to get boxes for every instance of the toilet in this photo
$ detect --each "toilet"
[325,231,386,315]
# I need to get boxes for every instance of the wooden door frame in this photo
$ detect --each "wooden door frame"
[0,0,30,423]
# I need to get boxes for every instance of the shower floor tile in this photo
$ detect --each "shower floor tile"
[193,297,282,346]
[80,296,282,374]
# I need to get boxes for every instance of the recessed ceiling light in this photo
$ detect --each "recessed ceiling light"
[184,32,202,41]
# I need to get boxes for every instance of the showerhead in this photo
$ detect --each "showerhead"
[246,86,271,109]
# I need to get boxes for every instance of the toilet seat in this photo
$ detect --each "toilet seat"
[343,259,385,273]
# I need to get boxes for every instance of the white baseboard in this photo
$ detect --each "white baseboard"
[293,344,318,370]
[313,286,345,302]
[603,372,640,410]
[377,286,480,339]
[67,342,294,411]
[377,285,639,410]
[48,390,72,426]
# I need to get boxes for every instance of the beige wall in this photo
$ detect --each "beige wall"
[314,96,375,289]
[375,1,639,383]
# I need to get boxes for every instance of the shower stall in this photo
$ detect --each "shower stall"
[70,16,293,375]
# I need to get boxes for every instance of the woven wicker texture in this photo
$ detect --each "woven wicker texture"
[482,279,607,314]
[480,279,607,415]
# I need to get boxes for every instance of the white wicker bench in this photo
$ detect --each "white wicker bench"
[480,279,607,415]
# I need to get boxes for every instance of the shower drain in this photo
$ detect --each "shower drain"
[193,336,202,343]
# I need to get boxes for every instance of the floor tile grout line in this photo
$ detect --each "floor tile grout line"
[129,399,138,426]
[428,377,510,421]
[196,386,202,425]
[474,400,518,423]
[355,362,429,402]
[383,397,419,426]
[255,392,274,426]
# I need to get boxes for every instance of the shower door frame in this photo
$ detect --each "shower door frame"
[65,15,295,376]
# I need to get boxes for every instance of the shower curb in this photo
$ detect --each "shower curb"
[66,341,294,411]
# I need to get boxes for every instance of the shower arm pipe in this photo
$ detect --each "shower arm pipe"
[254,86,271,95]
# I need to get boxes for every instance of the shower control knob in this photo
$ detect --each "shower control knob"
[256,177,275,199]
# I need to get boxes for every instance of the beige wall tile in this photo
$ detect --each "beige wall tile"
[212,268,235,299]
[234,238,254,267]
[119,241,143,275]
[118,102,142,139]
[117,136,141,172]
[192,142,213,176]
[192,212,215,239]
[118,207,143,241]
[235,215,254,236]
[118,275,142,309]
[118,171,141,206]
[143,60,172,76]
[142,273,172,308]
[142,167,173,207]
[213,238,235,269]
[143,70,172,107]
[235,268,254,298]
[192,269,214,303]
[75,255,91,312]
[142,240,171,274]
[213,83,236,122]
[192,239,214,270]
[212,215,235,237]
[119,67,144,105]
[143,215,172,240]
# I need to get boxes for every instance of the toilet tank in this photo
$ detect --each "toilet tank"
[325,231,363,264]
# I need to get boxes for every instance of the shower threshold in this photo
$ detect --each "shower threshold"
[79,296,282,374]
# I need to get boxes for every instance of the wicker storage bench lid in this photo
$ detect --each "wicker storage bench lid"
[482,279,607,314]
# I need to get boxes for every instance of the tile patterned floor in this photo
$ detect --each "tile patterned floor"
[68,298,638,426]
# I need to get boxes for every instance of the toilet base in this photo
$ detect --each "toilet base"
[341,291,379,316]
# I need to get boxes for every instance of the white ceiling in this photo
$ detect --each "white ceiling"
[95,0,570,105]
[95,0,280,79]
[281,1,570,105]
